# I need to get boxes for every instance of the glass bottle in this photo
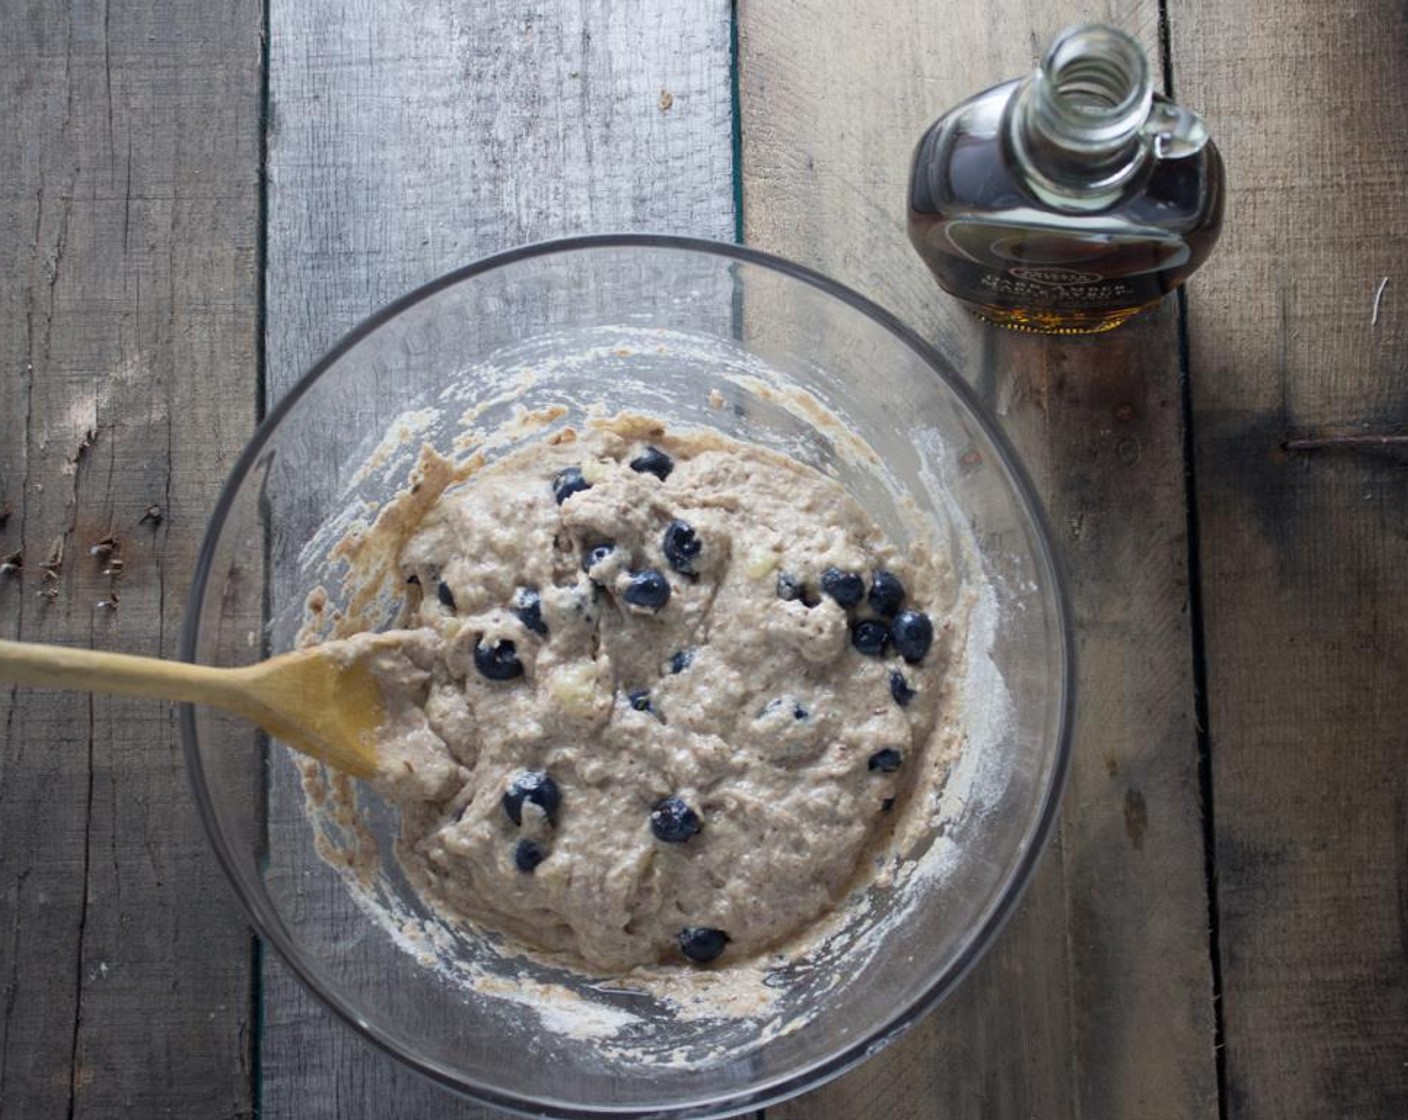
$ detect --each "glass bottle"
[907,24,1224,334]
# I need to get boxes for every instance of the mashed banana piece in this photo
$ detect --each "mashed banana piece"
[358,421,955,974]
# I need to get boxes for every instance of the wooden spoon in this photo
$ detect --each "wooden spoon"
[0,636,398,778]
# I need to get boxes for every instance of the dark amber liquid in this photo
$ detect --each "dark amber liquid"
[909,94,1225,334]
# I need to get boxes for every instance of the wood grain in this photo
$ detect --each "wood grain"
[260,2,736,1115]
[0,0,261,1116]
[737,2,1219,1116]
[1169,1,1408,1115]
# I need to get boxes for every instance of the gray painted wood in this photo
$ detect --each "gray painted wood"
[261,2,735,1115]
[1171,1,1408,1115]
[0,0,261,1117]
[738,2,1219,1116]
[266,0,737,391]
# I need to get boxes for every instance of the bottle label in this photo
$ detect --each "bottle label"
[1007,266,1103,286]
[977,271,1133,308]
[940,218,1190,310]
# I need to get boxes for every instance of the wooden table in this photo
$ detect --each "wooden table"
[3,1,1405,1117]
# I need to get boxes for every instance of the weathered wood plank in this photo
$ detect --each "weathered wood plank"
[738,2,1218,1116]
[1169,1,1408,1115]
[0,0,261,1116]
[261,2,736,1114]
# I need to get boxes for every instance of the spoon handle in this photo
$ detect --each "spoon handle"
[0,637,245,710]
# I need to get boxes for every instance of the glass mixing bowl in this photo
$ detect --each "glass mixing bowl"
[182,235,1073,1118]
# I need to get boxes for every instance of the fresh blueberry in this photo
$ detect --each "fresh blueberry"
[436,579,456,610]
[678,926,730,964]
[868,570,906,618]
[650,796,702,843]
[582,542,616,573]
[502,770,561,827]
[628,688,653,712]
[630,446,674,481]
[552,466,591,505]
[820,567,865,608]
[474,638,524,681]
[890,610,934,664]
[623,568,671,610]
[661,519,702,575]
[513,586,548,636]
[889,670,916,708]
[868,748,903,773]
[668,649,694,674]
[851,619,890,657]
[514,839,547,873]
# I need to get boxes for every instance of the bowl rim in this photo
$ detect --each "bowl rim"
[180,232,1075,1119]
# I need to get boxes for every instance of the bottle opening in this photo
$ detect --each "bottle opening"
[1054,56,1138,113]
[1036,24,1152,147]
[1047,27,1147,117]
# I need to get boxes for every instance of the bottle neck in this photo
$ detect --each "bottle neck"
[1010,25,1154,209]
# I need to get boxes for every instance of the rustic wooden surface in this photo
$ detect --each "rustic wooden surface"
[1170,1,1408,1115]
[0,0,261,1117]
[5,0,1408,1117]
[259,3,735,1118]
[739,2,1218,1117]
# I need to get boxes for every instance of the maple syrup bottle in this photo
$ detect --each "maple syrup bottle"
[907,24,1224,334]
